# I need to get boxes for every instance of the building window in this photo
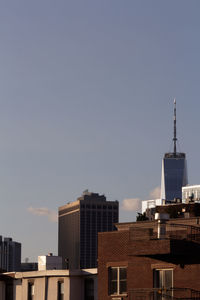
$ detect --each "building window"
[154,269,173,296]
[28,282,34,300]
[85,278,94,300]
[109,267,127,295]
[58,281,64,300]
[5,282,13,300]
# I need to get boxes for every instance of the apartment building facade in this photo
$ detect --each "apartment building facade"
[0,268,97,300]
[98,217,200,299]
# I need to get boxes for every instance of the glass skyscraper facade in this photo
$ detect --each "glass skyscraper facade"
[161,152,188,201]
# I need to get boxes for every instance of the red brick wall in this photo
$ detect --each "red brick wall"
[98,231,129,300]
[98,229,200,300]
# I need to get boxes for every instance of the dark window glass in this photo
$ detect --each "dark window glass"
[110,281,117,295]
[113,213,118,223]
[58,281,64,300]
[120,281,127,294]
[120,267,126,280]
[5,283,13,300]
[111,268,117,280]
[119,268,127,294]
[85,278,94,300]
[109,268,117,295]
[28,283,34,300]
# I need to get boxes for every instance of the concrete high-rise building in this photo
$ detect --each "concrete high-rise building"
[58,191,119,269]
[161,100,188,202]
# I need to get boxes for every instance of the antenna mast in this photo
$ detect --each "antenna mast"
[173,99,177,155]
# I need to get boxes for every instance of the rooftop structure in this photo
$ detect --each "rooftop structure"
[38,253,62,271]
[182,185,200,203]
[155,202,200,219]
[142,199,165,214]
[142,199,166,220]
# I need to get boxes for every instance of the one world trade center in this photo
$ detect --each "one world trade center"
[161,100,188,202]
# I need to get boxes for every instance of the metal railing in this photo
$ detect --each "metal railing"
[169,224,200,243]
[129,288,200,300]
[136,224,200,243]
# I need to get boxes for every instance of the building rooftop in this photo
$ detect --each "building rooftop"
[183,184,200,189]
[5,268,98,279]
[115,216,200,231]
[59,191,118,211]
[164,152,186,158]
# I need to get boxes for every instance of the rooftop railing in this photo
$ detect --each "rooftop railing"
[129,287,200,300]
[169,224,200,243]
[130,224,200,243]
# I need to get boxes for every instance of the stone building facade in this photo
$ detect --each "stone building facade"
[1,268,97,300]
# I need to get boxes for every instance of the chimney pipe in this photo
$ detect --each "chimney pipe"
[155,213,169,239]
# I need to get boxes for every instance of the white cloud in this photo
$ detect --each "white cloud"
[28,207,57,223]
[149,186,161,199]
[121,198,141,211]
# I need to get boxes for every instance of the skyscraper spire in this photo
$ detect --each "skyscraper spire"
[173,98,177,155]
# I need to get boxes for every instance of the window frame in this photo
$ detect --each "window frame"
[108,266,127,296]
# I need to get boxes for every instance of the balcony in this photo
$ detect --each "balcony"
[128,224,200,257]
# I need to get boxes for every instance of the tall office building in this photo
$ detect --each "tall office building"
[0,236,21,272]
[58,191,119,269]
[161,100,188,201]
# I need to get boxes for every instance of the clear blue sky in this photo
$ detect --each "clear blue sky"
[0,0,200,261]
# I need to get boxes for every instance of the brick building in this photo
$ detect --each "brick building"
[98,217,200,299]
